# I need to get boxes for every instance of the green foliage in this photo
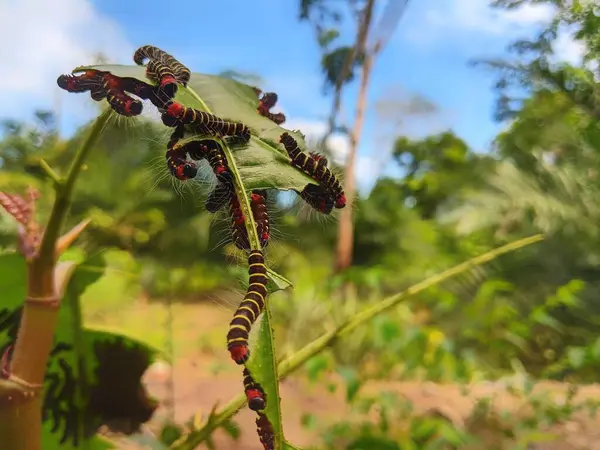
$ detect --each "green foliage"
[0,253,158,448]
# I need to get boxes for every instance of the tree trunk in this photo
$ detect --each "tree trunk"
[334,44,377,273]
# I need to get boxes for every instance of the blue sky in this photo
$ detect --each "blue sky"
[0,0,580,191]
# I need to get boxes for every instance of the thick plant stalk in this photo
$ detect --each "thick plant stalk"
[0,110,110,450]
[171,234,544,450]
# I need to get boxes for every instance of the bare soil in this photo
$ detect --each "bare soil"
[99,302,600,450]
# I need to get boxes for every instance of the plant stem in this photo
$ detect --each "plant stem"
[39,159,63,188]
[0,110,111,450]
[171,234,544,450]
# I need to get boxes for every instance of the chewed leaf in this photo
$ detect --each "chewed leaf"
[76,65,318,193]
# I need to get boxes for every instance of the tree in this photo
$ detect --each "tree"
[300,0,411,272]
[392,131,492,219]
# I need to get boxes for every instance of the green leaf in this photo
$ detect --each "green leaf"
[0,253,159,447]
[245,308,285,449]
[567,346,587,369]
[78,65,318,193]
[266,267,293,292]
[337,366,361,402]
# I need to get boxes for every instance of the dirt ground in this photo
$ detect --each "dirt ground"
[97,301,600,450]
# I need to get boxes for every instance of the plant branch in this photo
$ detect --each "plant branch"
[36,109,111,271]
[39,159,63,188]
[0,110,111,450]
[171,234,544,450]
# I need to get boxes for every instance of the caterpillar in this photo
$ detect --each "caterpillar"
[146,59,178,98]
[230,195,250,250]
[167,125,185,150]
[165,147,198,180]
[226,250,268,364]
[57,70,104,93]
[299,184,335,215]
[256,412,275,450]
[164,139,231,183]
[243,367,266,412]
[309,152,328,168]
[133,45,190,86]
[119,76,157,101]
[229,190,270,250]
[106,90,143,116]
[257,92,286,125]
[280,133,346,209]
[58,70,147,117]
[203,139,233,183]
[205,182,232,213]
[164,102,251,142]
[251,190,270,248]
[263,112,286,125]
[258,92,278,114]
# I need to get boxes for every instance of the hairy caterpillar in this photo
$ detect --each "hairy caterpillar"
[163,138,233,185]
[57,70,103,93]
[167,125,185,150]
[258,92,278,113]
[133,45,191,86]
[146,59,178,98]
[257,92,286,125]
[163,103,251,142]
[205,182,232,213]
[262,112,286,125]
[243,367,266,412]
[165,147,198,180]
[256,412,275,450]
[299,184,335,215]
[58,71,149,117]
[230,195,250,251]
[203,139,233,183]
[105,90,143,117]
[280,132,346,209]
[251,190,270,248]
[228,190,270,250]
[226,250,268,364]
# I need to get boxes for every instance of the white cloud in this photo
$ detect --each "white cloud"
[406,0,583,63]
[0,0,132,120]
[420,0,552,36]
[552,29,586,65]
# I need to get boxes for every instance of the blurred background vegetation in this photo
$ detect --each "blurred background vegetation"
[3,0,600,448]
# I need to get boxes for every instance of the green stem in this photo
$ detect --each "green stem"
[170,234,544,450]
[39,159,63,188]
[37,109,111,269]
[0,110,111,450]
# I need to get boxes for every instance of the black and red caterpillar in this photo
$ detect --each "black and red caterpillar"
[257,92,286,125]
[279,132,346,212]
[256,412,275,450]
[164,138,233,184]
[226,249,269,364]
[243,367,266,412]
[57,70,146,117]
[229,190,270,250]
[133,45,191,87]
[161,102,251,143]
